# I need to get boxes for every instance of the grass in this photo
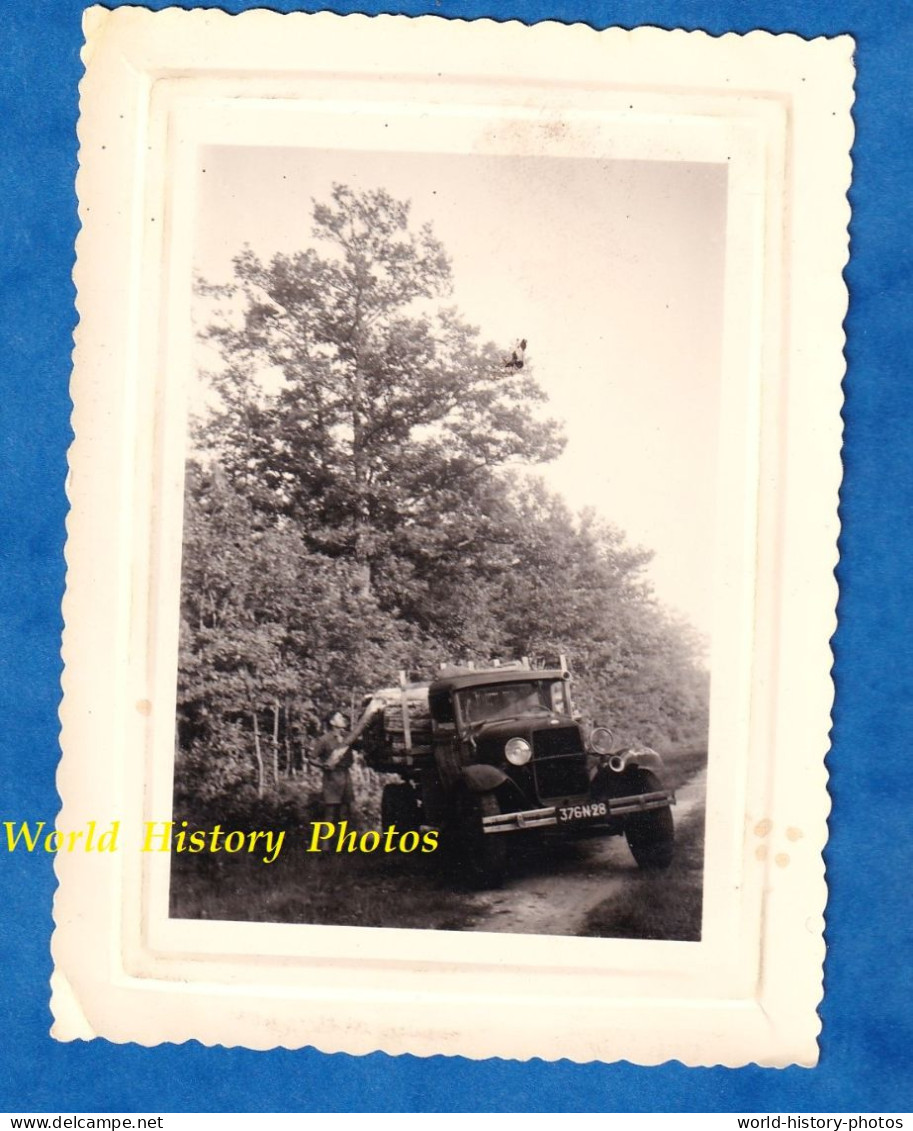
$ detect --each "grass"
[169,815,481,931]
[170,764,483,930]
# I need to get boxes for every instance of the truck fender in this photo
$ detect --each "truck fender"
[597,746,665,777]
[461,764,508,793]
[621,745,664,774]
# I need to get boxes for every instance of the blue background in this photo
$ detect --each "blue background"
[2,0,910,1114]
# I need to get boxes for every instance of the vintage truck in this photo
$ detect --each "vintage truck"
[354,658,675,887]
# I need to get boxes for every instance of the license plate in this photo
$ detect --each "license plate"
[556,800,608,825]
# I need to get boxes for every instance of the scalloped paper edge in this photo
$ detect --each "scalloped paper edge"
[54,7,852,1066]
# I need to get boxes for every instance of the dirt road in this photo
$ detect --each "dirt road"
[464,767,706,936]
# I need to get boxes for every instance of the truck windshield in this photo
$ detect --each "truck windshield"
[457,680,567,725]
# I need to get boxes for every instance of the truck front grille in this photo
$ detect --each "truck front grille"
[531,727,589,800]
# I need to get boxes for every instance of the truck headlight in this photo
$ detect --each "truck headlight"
[505,737,532,766]
[589,726,615,754]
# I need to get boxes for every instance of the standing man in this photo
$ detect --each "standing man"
[312,711,354,822]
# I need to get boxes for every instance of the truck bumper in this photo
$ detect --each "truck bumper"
[481,789,675,834]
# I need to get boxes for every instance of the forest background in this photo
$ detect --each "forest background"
[175,182,711,822]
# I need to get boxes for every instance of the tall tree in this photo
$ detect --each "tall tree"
[199,184,564,597]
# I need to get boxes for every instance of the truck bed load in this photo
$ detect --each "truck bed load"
[356,683,434,774]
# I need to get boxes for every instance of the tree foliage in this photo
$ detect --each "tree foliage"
[178,184,709,805]
[199,184,563,593]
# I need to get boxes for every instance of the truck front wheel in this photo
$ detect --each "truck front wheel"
[624,771,675,869]
[456,789,507,889]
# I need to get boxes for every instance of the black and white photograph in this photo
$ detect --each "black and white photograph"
[170,145,724,938]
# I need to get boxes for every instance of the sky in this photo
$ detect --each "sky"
[193,145,728,636]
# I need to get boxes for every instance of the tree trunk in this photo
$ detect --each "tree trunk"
[281,714,291,778]
[350,340,372,597]
[271,699,280,786]
[251,709,264,798]
[283,701,293,777]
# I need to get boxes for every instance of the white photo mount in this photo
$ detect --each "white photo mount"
[56,8,852,1065]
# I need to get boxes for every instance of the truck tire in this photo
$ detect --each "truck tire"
[624,770,675,870]
[381,783,420,833]
[457,789,507,889]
